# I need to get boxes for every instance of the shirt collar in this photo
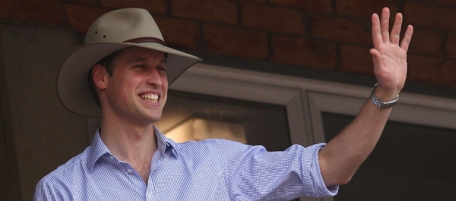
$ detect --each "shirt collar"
[87,128,111,172]
[154,126,180,157]
[86,126,179,172]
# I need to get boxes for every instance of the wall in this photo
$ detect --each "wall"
[2,0,456,88]
[1,0,456,200]
[0,24,89,200]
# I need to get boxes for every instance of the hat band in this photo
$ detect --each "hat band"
[124,37,166,46]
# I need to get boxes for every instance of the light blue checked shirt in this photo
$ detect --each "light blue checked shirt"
[34,127,338,200]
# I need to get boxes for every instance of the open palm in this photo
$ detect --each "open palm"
[370,7,413,95]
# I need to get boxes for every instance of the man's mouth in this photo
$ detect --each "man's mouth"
[139,94,158,102]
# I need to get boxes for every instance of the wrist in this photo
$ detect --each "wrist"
[370,83,399,108]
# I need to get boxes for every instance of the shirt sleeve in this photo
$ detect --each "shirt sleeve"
[33,179,55,201]
[33,176,73,201]
[214,140,338,200]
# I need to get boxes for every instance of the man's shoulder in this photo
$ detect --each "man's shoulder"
[176,138,241,150]
[175,138,254,159]
[38,146,91,185]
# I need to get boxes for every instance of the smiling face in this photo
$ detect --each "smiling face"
[93,46,168,126]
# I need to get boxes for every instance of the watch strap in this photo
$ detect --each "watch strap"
[370,83,399,108]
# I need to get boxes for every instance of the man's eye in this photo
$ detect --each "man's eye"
[158,67,167,72]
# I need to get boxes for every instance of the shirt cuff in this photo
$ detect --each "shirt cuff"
[306,143,339,197]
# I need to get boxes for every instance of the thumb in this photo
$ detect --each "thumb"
[369,48,382,69]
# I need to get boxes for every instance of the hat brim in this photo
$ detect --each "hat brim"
[57,42,202,117]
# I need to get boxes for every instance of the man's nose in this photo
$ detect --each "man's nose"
[146,68,163,86]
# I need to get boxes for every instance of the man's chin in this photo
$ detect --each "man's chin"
[147,113,162,123]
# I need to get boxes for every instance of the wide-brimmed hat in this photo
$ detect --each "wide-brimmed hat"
[58,8,202,117]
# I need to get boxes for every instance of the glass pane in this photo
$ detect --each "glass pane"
[156,90,291,151]
[322,112,456,201]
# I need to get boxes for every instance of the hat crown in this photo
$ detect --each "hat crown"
[85,8,164,45]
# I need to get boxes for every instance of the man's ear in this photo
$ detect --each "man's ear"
[92,64,108,90]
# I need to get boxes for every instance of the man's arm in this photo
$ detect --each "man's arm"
[318,7,414,187]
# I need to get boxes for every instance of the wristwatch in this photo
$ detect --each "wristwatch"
[370,83,399,108]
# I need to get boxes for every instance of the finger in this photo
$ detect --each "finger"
[390,13,403,45]
[371,13,382,49]
[400,25,414,52]
[380,7,391,43]
[369,48,382,69]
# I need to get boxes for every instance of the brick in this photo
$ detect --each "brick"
[0,0,64,24]
[67,0,97,5]
[154,16,200,49]
[271,35,336,70]
[339,45,374,75]
[0,0,15,19]
[101,0,167,15]
[232,0,265,3]
[336,0,397,19]
[444,33,456,59]
[171,0,237,25]
[404,2,456,31]
[242,3,306,35]
[340,47,444,84]
[437,59,456,87]
[408,29,441,56]
[407,54,441,84]
[269,0,333,13]
[434,0,456,6]
[65,4,111,33]
[312,15,371,45]
[203,24,268,60]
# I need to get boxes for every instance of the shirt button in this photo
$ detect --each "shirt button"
[109,156,114,160]
[127,169,132,174]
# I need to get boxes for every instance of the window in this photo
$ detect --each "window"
[156,90,291,151]
[308,92,456,201]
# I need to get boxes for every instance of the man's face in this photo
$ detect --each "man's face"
[101,47,168,125]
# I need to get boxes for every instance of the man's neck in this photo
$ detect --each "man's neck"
[99,120,158,184]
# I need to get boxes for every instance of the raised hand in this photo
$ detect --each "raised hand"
[370,7,413,100]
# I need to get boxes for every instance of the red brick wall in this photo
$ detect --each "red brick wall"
[1,0,455,88]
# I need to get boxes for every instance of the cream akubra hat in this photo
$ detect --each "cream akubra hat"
[57,8,202,117]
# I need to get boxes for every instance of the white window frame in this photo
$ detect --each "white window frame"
[168,63,456,201]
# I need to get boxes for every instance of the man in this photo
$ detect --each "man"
[34,7,413,200]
